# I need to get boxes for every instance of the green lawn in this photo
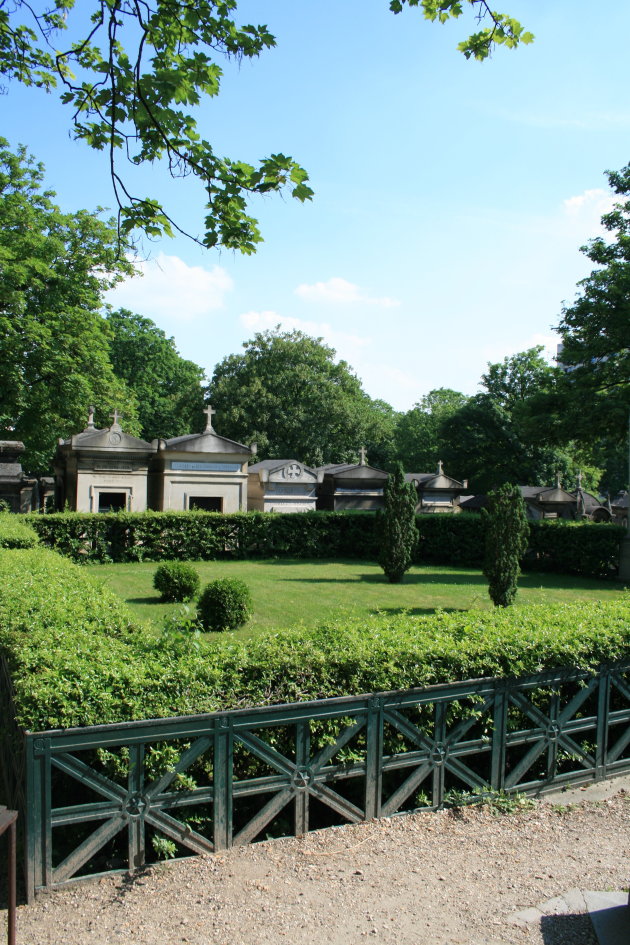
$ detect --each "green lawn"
[90,558,628,640]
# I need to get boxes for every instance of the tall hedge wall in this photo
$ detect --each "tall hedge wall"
[28,511,625,578]
[1,547,629,732]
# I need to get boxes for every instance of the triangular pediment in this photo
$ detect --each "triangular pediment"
[164,432,251,456]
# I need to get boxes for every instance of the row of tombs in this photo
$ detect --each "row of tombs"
[2,408,627,523]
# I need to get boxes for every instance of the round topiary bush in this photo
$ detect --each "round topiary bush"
[153,562,200,602]
[197,577,253,632]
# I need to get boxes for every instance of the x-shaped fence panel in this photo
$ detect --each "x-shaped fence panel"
[14,661,630,899]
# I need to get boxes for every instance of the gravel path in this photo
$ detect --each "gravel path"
[3,789,628,945]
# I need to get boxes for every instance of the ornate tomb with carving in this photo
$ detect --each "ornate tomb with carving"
[247,460,322,513]
[54,410,154,513]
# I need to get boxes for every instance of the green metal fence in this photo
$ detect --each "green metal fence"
[4,661,630,900]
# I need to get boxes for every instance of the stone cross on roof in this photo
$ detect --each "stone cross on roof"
[437,459,444,476]
[203,405,216,432]
[359,446,367,466]
[110,409,122,428]
[87,406,95,429]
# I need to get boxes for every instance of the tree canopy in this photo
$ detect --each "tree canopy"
[394,388,469,473]
[0,1,531,250]
[0,139,138,473]
[208,328,397,467]
[556,163,630,445]
[105,308,206,441]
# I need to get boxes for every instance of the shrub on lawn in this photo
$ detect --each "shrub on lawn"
[378,463,418,583]
[0,513,39,549]
[483,484,529,607]
[153,562,200,602]
[197,577,252,632]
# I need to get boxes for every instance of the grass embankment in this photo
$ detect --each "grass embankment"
[93,558,629,640]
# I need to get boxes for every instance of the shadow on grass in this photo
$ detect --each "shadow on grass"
[278,572,487,586]
[128,596,163,605]
[371,606,467,617]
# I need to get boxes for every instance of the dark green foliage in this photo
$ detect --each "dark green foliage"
[27,511,625,578]
[0,141,139,475]
[208,329,396,467]
[105,309,206,441]
[1,547,629,733]
[153,562,200,603]
[0,514,39,549]
[378,464,418,582]
[483,484,530,607]
[197,578,253,632]
[525,520,626,578]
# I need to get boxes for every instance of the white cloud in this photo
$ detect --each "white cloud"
[561,187,617,241]
[294,277,400,308]
[106,253,233,321]
[239,310,371,362]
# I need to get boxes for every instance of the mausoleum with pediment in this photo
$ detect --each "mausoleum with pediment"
[247,459,322,513]
[54,409,154,513]
[316,449,389,511]
[150,407,252,512]
[54,407,252,513]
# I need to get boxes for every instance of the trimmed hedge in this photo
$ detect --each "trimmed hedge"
[197,577,253,631]
[1,546,629,733]
[0,514,40,550]
[28,510,625,578]
[153,562,200,602]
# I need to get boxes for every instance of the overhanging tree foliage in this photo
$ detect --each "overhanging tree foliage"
[378,463,418,583]
[0,1,531,249]
[482,482,529,608]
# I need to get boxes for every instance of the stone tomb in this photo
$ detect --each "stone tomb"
[149,407,252,513]
[54,410,153,512]
[405,461,469,513]
[316,450,389,511]
[0,441,39,513]
[247,460,321,513]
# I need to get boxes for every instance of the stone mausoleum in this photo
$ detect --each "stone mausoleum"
[150,407,252,512]
[248,460,321,513]
[316,450,389,511]
[54,407,252,513]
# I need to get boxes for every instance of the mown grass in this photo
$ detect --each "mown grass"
[91,558,628,641]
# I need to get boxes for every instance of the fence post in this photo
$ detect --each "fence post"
[365,697,383,821]
[595,667,611,780]
[25,735,51,902]
[294,721,310,836]
[491,682,508,792]
[127,743,146,870]
[213,718,233,851]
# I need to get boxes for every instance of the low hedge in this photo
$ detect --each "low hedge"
[1,546,629,733]
[28,510,625,578]
[0,513,40,550]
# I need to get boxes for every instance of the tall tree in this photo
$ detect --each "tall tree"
[556,163,630,446]
[0,140,138,473]
[394,388,468,472]
[105,309,206,441]
[208,328,395,466]
[0,2,530,248]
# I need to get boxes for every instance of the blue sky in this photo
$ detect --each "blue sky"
[3,0,629,412]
